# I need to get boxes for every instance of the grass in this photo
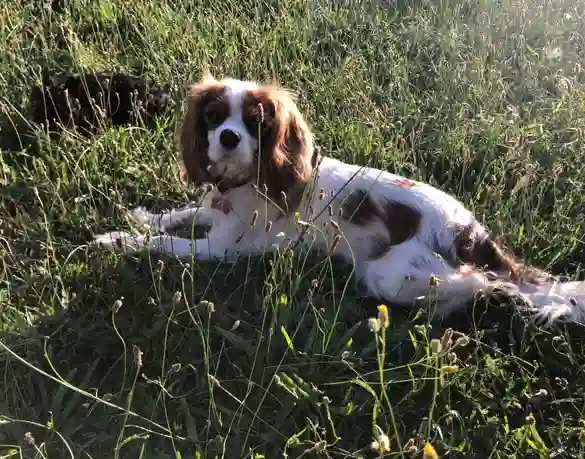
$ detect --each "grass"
[2,0,585,457]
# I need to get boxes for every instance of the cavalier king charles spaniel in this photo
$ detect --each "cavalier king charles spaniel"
[94,74,585,328]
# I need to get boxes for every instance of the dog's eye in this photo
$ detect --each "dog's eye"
[204,104,227,128]
[244,117,261,137]
[244,106,272,138]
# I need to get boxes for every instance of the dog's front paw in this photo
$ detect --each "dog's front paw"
[129,207,155,229]
[128,206,171,232]
[93,231,147,254]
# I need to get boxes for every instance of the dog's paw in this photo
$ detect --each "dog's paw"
[129,207,155,228]
[93,231,147,254]
[128,206,169,232]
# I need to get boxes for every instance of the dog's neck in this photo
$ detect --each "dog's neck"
[270,146,323,218]
[209,147,324,218]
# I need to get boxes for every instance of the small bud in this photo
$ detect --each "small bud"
[404,438,417,455]
[172,291,183,306]
[111,298,123,313]
[265,220,272,232]
[319,188,325,200]
[330,233,341,253]
[265,284,274,296]
[371,433,391,453]
[430,339,442,355]
[454,335,470,347]
[429,274,440,287]
[250,210,258,227]
[257,103,265,123]
[133,345,143,368]
[440,328,453,350]
[24,432,35,446]
[315,441,327,452]
[196,300,215,315]
[368,318,381,333]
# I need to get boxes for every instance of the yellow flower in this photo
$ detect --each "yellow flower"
[441,365,459,373]
[377,304,390,329]
[423,443,438,459]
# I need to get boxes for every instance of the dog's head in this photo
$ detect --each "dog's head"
[179,74,315,212]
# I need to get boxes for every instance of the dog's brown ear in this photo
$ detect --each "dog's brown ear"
[251,85,315,213]
[178,79,224,186]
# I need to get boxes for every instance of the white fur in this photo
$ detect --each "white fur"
[94,79,585,328]
[207,79,259,178]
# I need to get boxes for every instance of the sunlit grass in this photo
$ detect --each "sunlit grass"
[1,0,585,457]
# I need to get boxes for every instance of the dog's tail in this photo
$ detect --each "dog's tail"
[453,227,585,327]
[428,264,585,328]
[511,279,585,327]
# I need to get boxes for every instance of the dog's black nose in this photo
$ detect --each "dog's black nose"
[219,129,241,149]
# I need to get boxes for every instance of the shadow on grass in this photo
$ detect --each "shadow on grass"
[2,245,585,458]
[0,250,376,458]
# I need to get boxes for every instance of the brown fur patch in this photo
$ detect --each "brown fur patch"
[454,225,519,276]
[178,79,227,186]
[339,189,379,226]
[339,189,422,259]
[384,200,421,245]
[241,85,315,215]
[453,224,555,285]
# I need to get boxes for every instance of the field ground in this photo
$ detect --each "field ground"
[2,0,585,457]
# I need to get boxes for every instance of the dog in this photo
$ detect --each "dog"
[94,74,585,328]
[30,71,174,135]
